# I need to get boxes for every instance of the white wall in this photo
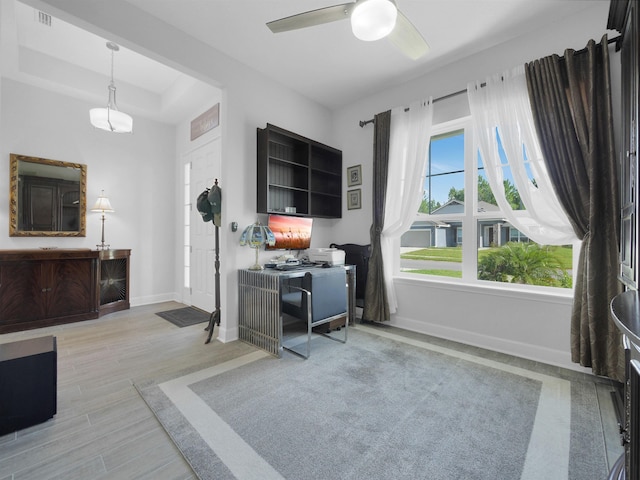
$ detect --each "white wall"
[0,78,178,305]
[329,2,615,372]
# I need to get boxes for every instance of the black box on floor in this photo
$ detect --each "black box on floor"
[0,336,57,435]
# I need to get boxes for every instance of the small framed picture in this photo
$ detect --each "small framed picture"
[347,164,362,187]
[347,188,361,210]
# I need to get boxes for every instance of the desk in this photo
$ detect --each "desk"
[238,265,355,356]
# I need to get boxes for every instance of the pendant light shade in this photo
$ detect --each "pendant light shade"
[351,0,398,42]
[90,42,133,133]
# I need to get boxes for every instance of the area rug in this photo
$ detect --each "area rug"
[135,325,612,480]
[155,306,210,328]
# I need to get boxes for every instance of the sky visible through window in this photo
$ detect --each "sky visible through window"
[425,129,522,209]
[425,131,465,207]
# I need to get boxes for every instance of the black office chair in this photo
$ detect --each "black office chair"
[281,268,348,359]
[330,243,371,308]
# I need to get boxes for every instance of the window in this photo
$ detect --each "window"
[184,162,191,289]
[421,129,464,214]
[400,117,572,289]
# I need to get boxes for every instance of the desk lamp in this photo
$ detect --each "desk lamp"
[240,221,275,270]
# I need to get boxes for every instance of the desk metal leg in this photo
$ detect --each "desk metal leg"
[346,267,356,325]
[238,270,282,356]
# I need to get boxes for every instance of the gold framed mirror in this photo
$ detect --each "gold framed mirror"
[10,153,87,237]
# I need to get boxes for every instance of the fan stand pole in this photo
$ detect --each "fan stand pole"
[205,223,221,344]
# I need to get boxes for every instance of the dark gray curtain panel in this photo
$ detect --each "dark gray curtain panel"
[525,36,623,381]
[363,110,391,323]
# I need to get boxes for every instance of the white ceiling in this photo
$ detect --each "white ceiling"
[3,0,610,123]
[124,0,606,109]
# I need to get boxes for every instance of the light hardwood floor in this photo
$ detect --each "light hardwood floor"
[0,302,624,479]
[0,302,255,480]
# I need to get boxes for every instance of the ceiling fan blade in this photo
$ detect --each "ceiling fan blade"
[267,3,355,33]
[387,10,430,60]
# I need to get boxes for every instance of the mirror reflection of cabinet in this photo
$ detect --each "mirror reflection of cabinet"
[9,153,87,237]
[23,178,56,231]
[20,176,81,232]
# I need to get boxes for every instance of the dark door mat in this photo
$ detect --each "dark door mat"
[155,307,210,328]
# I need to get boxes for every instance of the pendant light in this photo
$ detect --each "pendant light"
[89,42,133,133]
[351,0,398,42]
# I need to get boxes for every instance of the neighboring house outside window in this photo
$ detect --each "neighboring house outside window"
[399,117,572,289]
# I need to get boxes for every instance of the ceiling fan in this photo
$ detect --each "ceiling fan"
[266,0,429,60]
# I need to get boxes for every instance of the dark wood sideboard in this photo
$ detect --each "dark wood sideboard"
[97,249,131,316]
[0,248,130,334]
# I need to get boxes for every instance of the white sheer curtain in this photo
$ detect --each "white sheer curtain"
[467,66,576,245]
[381,99,433,313]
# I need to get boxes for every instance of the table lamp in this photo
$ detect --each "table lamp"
[91,190,114,250]
[240,221,275,270]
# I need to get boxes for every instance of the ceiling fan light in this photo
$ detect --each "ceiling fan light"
[351,0,397,42]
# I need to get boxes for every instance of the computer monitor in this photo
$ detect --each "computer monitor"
[267,214,313,250]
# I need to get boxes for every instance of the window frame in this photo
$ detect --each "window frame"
[396,116,574,296]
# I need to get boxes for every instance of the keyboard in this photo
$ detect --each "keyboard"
[275,263,302,271]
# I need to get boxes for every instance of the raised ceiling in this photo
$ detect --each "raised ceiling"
[3,0,611,121]
[2,0,220,125]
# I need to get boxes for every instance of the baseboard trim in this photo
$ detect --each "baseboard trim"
[131,293,178,307]
[391,314,592,375]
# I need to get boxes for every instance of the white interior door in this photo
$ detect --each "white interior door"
[186,138,221,313]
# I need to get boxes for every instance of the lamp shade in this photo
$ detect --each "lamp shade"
[351,0,397,41]
[90,106,133,133]
[240,222,276,270]
[91,194,114,213]
[240,222,275,248]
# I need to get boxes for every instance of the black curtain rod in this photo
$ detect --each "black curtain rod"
[358,35,621,128]
[358,89,465,127]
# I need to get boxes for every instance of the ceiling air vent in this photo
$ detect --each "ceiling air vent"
[36,10,52,27]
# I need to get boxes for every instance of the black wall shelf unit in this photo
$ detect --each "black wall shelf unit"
[257,124,342,218]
